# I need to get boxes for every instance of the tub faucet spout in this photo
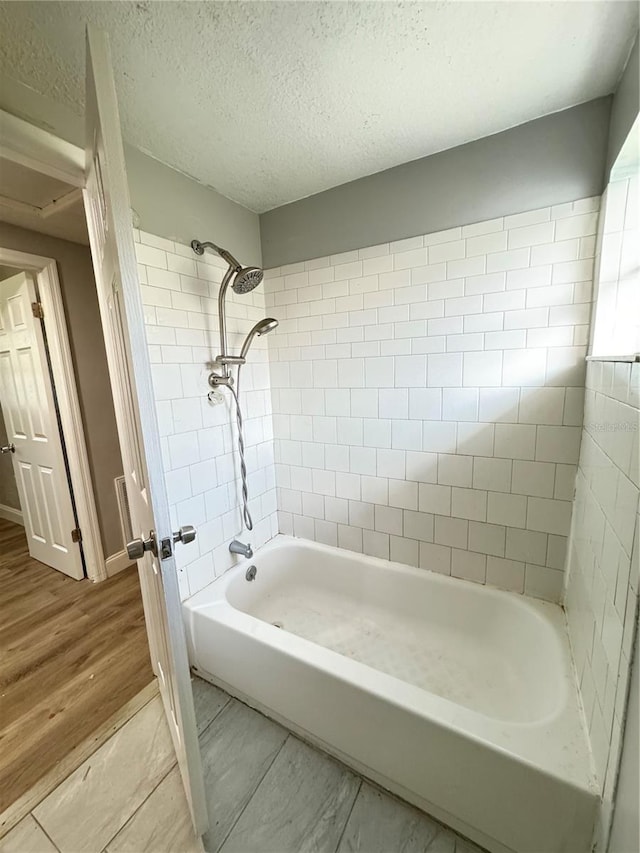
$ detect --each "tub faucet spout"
[229,539,253,559]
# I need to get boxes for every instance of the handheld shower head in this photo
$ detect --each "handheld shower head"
[233,267,264,294]
[240,318,279,360]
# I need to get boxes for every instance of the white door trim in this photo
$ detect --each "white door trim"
[0,109,85,187]
[0,246,106,582]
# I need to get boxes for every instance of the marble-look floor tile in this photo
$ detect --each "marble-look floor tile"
[0,815,58,853]
[200,700,288,853]
[192,677,229,735]
[219,735,360,853]
[337,781,442,853]
[33,696,175,853]
[106,766,203,853]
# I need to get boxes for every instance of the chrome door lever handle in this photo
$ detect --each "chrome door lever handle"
[1,444,15,454]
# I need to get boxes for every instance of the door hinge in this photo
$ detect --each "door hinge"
[32,302,44,319]
[71,528,82,543]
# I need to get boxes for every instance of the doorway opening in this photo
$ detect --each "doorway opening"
[0,267,84,579]
[0,162,153,823]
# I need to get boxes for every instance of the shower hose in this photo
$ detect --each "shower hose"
[228,366,253,531]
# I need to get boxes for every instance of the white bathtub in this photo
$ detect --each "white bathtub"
[183,535,599,853]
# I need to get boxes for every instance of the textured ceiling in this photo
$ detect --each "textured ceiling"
[0,1,637,213]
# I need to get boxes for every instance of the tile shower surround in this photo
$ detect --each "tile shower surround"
[135,230,278,600]
[265,197,600,603]
[564,359,639,849]
[134,198,599,606]
[132,199,638,853]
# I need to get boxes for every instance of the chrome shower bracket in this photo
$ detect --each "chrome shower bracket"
[217,355,246,367]
[208,371,234,388]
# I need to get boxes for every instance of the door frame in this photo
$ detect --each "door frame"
[1,95,207,832]
[0,245,106,582]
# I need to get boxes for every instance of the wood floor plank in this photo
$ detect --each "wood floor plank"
[1,604,147,727]
[0,519,154,813]
[0,632,152,812]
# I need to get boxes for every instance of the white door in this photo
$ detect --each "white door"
[0,271,84,579]
[82,26,207,834]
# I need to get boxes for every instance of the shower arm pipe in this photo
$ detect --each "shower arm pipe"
[194,240,242,270]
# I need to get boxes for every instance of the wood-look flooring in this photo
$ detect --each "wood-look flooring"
[0,518,153,813]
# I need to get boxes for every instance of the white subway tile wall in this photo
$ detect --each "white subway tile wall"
[135,230,278,600]
[564,360,639,850]
[266,198,600,602]
[591,172,640,357]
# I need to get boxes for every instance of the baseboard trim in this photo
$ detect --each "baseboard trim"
[0,504,23,526]
[105,549,134,577]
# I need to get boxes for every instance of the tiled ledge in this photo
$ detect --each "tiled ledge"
[586,354,640,363]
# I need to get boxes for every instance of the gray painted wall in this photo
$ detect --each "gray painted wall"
[606,33,640,176]
[0,73,261,265]
[125,145,261,266]
[260,97,612,268]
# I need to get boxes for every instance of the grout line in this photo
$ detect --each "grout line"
[211,732,290,853]
[194,685,232,739]
[31,813,62,853]
[331,778,362,853]
[98,760,179,852]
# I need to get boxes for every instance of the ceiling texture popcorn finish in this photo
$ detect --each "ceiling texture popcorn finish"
[0,1,638,213]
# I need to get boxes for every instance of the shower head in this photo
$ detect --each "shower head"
[239,318,279,360]
[191,238,264,293]
[233,267,264,294]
